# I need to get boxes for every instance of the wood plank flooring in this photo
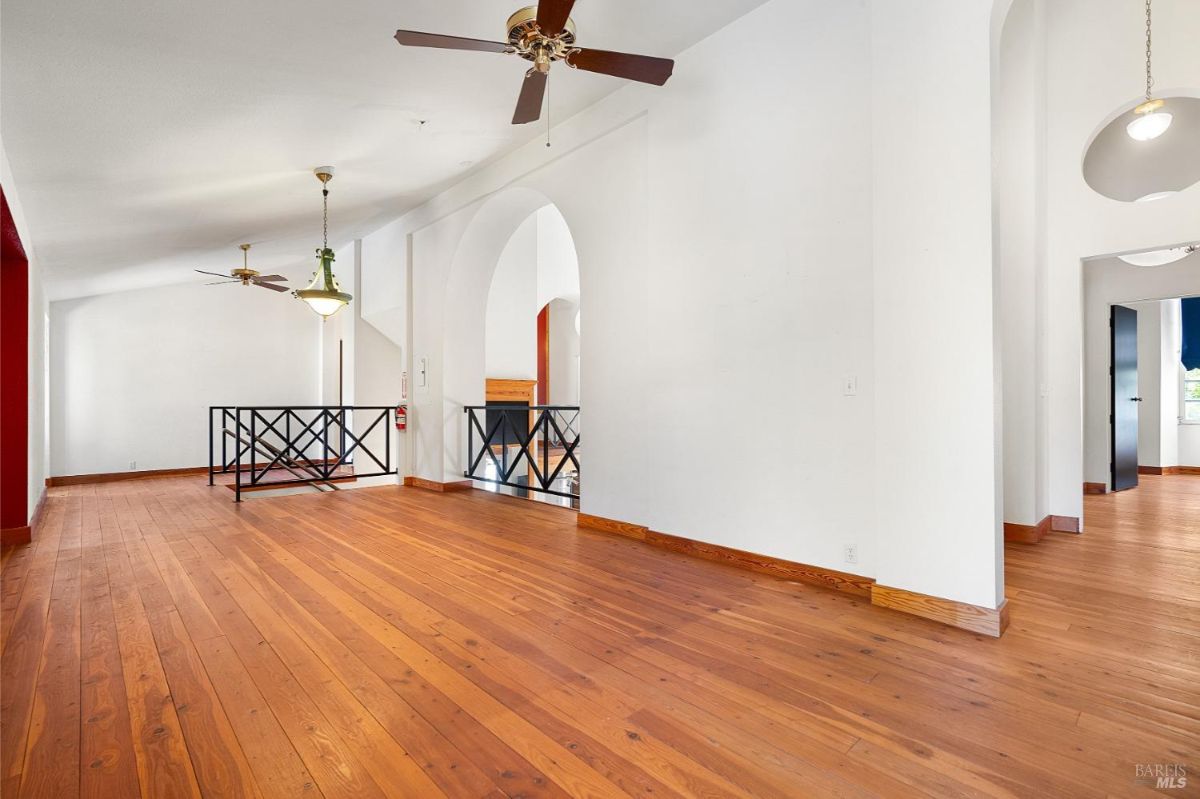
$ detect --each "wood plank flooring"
[2,474,1197,797]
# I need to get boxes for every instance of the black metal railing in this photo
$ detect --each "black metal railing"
[464,405,580,500]
[209,405,396,501]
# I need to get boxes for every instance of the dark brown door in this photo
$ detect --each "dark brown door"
[1110,304,1140,492]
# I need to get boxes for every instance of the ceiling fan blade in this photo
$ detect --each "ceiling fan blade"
[512,69,548,125]
[205,280,241,286]
[252,275,287,283]
[254,281,290,293]
[567,48,675,86]
[195,269,231,278]
[394,30,510,53]
[536,0,576,37]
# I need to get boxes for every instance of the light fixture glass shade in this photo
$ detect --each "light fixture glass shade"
[1126,110,1173,141]
[1117,247,1192,267]
[295,247,352,317]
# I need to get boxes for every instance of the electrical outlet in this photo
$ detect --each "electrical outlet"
[129,460,137,470]
[844,544,858,564]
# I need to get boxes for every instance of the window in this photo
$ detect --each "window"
[1185,297,1200,422]
[1186,368,1200,422]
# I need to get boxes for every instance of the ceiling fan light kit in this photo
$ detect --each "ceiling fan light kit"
[295,166,353,319]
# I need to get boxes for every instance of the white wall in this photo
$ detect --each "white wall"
[1181,424,1200,467]
[872,0,1001,609]
[50,278,321,476]
[1081,256,1198,487]
[1161,299,1182,467]
[484,212,539,380]
[998,0,1200,525]
[370,0,1006,610]
[995,0,1046,527]
[535,205,580,310]
[1,138,49,517]
[548,297,580,407]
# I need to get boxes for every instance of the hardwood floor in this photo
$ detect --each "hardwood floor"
[1,474,1197,798]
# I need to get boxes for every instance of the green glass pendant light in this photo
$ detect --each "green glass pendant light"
[295,166,352,318]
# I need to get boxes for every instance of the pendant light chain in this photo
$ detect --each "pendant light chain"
[1144,0,1154,101]
[322,187,329,250]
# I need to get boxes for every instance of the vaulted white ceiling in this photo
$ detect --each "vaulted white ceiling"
[2,0,768,299]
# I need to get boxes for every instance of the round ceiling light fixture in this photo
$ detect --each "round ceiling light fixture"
[295,166,353,319]
[1117,244,1198,267]
[1126,0,1171,141]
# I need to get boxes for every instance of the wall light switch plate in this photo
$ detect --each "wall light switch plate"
[843,376,858,396]
[417,357,428,388]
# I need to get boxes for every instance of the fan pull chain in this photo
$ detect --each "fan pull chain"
[546,71,552,148]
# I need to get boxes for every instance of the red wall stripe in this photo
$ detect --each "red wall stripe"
[0,186,30,531]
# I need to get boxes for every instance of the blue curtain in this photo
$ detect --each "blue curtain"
[1183,297,1200,372]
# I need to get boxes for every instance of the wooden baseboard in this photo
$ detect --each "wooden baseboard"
[577,513,1007,635]
[1179,466,1200,475]
[1050,515,1079,533]
[1,525,31,547]
[0,488,46,547]
[48,465,210,487]
[1003,516,1051,544]
[649,529,875,597]
[1141,465,1200,476]
[871,585,1008,638]
[577,513,649,540]
[1083,482,1107,495]
[577,514,874,599]
[403,476,473,493]
[49,459,352,488]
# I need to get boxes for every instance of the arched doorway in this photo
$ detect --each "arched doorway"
[479,205,581,507]
[437,187,582,507]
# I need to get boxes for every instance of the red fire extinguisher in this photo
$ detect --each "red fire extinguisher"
[395,404,407,431]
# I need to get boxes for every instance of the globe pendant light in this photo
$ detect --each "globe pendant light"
[295,166,352,318]
[1126,0,1172,141]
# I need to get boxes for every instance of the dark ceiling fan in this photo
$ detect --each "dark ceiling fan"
[394,1,675,125]
[195,244,289,292]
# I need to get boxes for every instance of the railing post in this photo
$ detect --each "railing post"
[466,408,474,480]
[235,408,243,502]
[541,410,549,491]
[208,407,214,486]
[322,410,330,479]
[384,409,391,474]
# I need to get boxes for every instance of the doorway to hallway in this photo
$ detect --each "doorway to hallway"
[1084,247,1200,498]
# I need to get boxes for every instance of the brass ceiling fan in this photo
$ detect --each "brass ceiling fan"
[195,244,289,292]
[394,1,675,125]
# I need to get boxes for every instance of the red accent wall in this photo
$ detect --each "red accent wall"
[1,186,30,531]
[536,304,550,405]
